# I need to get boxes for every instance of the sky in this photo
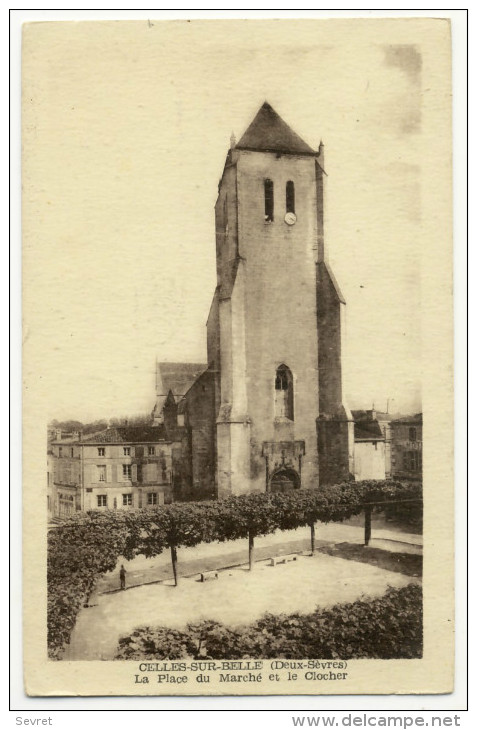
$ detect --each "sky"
[22,19,433,422]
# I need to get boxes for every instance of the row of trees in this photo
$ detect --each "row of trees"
[48,480,422,659]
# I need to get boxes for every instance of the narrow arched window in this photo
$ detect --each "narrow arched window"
[264,179,274,222]
[286,181,295,214]
[275,364,294,420]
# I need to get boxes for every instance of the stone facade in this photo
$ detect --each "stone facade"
[49,426,177,518]
[162,103,354,497]
[352,409,394,481]
[353,439,386,481]
[176,369,217,501]
[390,414,423,481]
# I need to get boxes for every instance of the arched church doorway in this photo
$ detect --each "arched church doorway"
[269,468,300,493]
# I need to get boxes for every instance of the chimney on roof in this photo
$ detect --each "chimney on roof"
[55,429,62,441]
[230,131,236,149]
[124,419,128,426]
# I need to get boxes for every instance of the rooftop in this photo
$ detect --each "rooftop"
[236,102,317,156]
[352,409,402,422]
[80,426,168,444]
[391,413,423,425]
[156,362,207,402]
[354,422,385,441]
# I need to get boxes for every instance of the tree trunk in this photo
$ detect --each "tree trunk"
[364,506,372,546]
[248,531,255,571]
[170,544,179,586]
[310,521,316,554]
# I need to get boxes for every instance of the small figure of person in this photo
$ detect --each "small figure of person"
[119,564,126,591]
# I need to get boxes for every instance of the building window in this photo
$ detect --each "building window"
[286,181,295,214]
[264,178,274,222]
[71,447,74,457]
[409,427,417,442]
[404,451,422,472]
[275,364,294,420]
[58,447,62,457]
[148,446,156,456]
[97,495,107,507]
[122,493,132,506]
[122,464,132,480]
[177,414,185,427]
[98,447,105,456]
[123,447,131,456]
[147,492,158,506]
[97,465,106,482]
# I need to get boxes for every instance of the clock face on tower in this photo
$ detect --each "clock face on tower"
[284,212,297,226]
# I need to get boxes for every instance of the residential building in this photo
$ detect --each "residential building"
[49,425,180,518]
[390,413,423,480]
[352,409,399,480]
[352,410,386,481]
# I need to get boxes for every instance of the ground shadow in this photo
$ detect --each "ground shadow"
[317,542,422,577]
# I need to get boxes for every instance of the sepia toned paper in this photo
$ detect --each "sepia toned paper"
[22,18,454,697]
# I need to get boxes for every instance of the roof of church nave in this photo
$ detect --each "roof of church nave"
[236,101,317,156]
[156,362,207,400]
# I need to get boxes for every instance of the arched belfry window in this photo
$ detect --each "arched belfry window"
[264,179,274,222]
[275,364,294,420]
[286,181,295,214]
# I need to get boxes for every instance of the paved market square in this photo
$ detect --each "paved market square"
[64,523,422,661]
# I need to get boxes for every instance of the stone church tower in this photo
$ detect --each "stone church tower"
[204,102,354,497]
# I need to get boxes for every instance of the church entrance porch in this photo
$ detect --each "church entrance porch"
[269,467,300,493]
[262,440,305,492]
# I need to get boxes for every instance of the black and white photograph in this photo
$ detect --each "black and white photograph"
[20,16,455,698]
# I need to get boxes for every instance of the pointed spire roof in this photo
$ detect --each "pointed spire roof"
[236,102,316,156]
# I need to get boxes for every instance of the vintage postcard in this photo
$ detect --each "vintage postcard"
[22,18,454,696]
